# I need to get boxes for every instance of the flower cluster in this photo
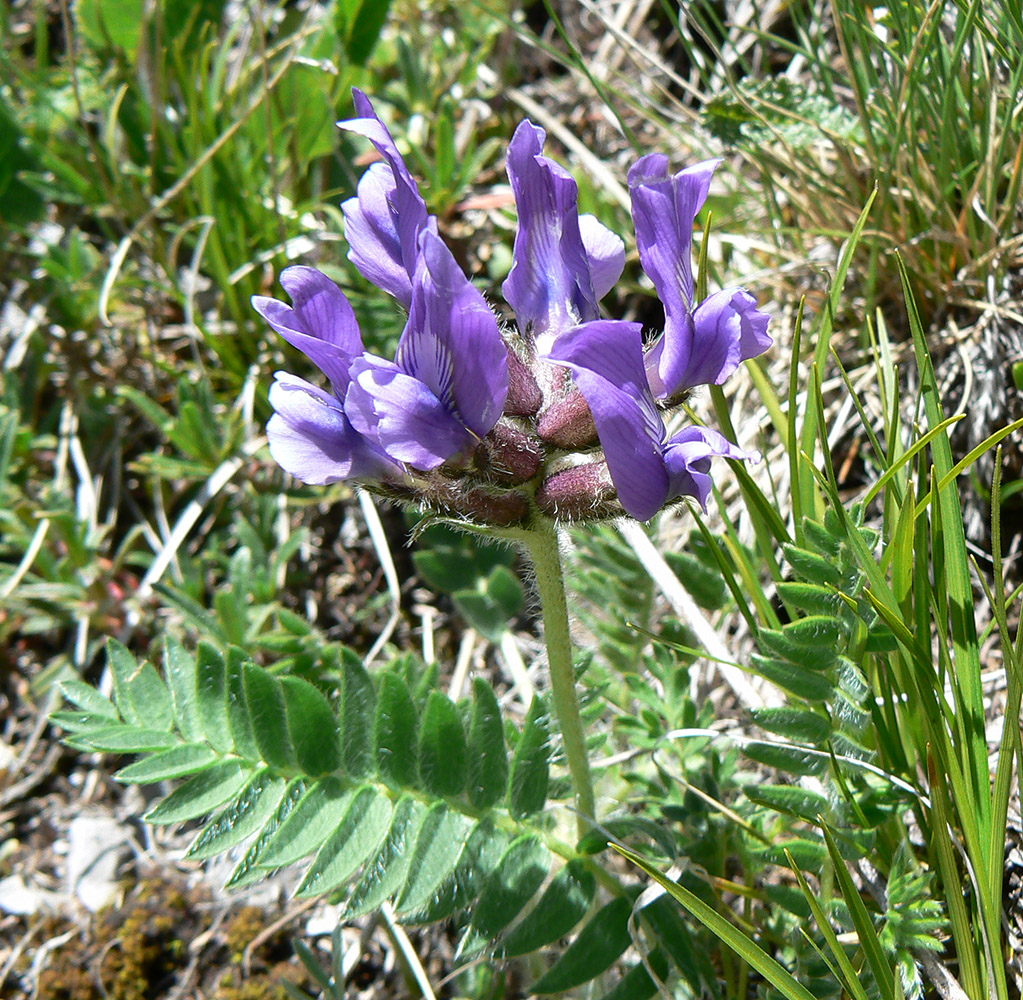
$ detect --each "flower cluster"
[254,91,771,526]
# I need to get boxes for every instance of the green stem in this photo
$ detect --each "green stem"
[522,518,595,838]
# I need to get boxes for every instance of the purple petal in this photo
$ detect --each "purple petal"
[548,320,671,521]
[629,155,720,397]
[398,231,508,437]
[578,214,625,300]
[338,90,432,306]
[502,121,597,348]
[346,356,475,470]
[267,372,395,484]
[663,426,753,509]
[252,267,363,394]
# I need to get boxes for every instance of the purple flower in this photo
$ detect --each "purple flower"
[337,90,438,309]
[503,121,624,352]
[549,320,752,521]
[345,231,508,469]
[629,154,771,399]
[253,267,399,484]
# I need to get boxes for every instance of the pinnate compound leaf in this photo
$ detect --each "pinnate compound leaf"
[257,777,352,868]
[374,672,418,788]
[186,770,286,860]
[281,676,341,776]
[114,743,219,784]
[196,642,232,753]
[467,678,507,808]
[598,950,670,1000]
[418,691,466,796]
[531,896,634,993]
[225,779,306,889]
[59,679,119,720]
[395,803,473,915]
[163,637,201,740]
[341,651,375,778]
[145,759,251,824]
[243,664,295,771]
[508,697,550,818]
[402,818,510,925]
[107,639,174,732]
[461,834,549,955]
[68,725,179,753]
[296,786,392,897]
[498,858,596,958]
[344,796,427,919]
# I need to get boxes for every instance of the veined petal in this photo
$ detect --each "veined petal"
[338,90,433,306]
[662,426,753,510]
[579,214,625,300]
[548,320,670,521]
[267,372,394,484]
[346,356,475,470]
[398,231,508,437]
[503,121,597,347]
[252,267,363,395]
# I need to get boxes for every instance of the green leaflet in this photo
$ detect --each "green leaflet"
[296,785,392,897]
[256,777,352,868]
[374,672,418,788]
[343,795,427,919]
[781,615,845,647]
[394,803,473,915]
[742,741,827,777]
[531,896,634,993]
[745,784,831,824]
[748,654,833,702]
[750,707,831,745]
[467,678,508,808]
[144,759,251,824]
[498,858,596,957]
[58,678,118,720]
[243,664,296,771]
[775,581,844,617]
[114,743,219,784]
[65,725,179,754]
[186,769,286,860]
[508,697,550,818]
[163,637,201,741]
[759,628,838,669]
[196,641,232,753]
[227,655,260,762]
[598,950,670,1000]
[107,638,174,732]
[281,676,341,777]
[225,779,307,890]
[460,834,549,956]
[340,652,375,778]
[417,690,467,797]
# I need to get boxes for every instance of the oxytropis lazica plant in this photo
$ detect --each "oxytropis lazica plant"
[255,90,771,528]
[254,89,771,836]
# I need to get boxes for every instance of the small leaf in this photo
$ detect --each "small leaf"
[577,813,678,858]
[344,796,427,918]
[486,565,524,619]
[742,741,826,776]
[196,642,232,753]
[257,777,352,868]
[374,672,418,787]
[281,676,341,776]
[532,896,633,993]
[467,678,507,808]
[759,629,837,668]
[748,655,833,702]
[781,615,844,647]
[750,707,831,744]
[68,725,179,753]
[508,697,550,818]
[461,834,549,954]
[145,759,251,824]
[751,837,827,870]
[598,950,670,1000]
[225,779,307,889]
[341,651,375,778]
[418,691,467,797]
[452,590,507,644]
[744,784,830,824]
[107,639,174,731]
[395,803,473,915]
[115,743,219,784]
[59,679,119,720]
[776,582,843,617]
[186,770,286,860]
[51,710,127,735]
[783,544,844,586]
[296,786,392,897]
[227,656,260,762]
[499,858,595,958]
[243,664,295,771]
[163,637,201,740]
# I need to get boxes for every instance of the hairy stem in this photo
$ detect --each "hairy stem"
[522,518,595,839]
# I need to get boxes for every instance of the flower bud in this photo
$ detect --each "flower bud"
[536,389,598,449]
[504,350,543,416]
[478,421,543,484]
[535,461,623,521]
[421,478,529,526]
